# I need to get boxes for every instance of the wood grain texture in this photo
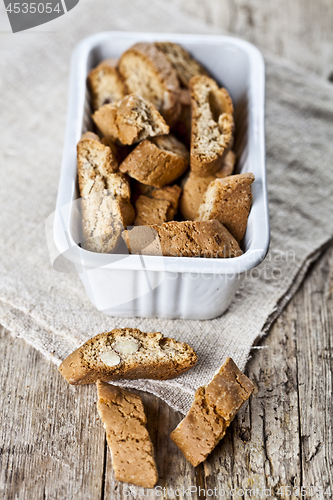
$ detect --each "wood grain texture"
[203,311,302,500]
[295,246,333,497]
[165,0,333,79]
[1,244,332,499]
[0,327,105,500]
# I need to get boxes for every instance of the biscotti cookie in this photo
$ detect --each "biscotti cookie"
[77,132,134,253]
[118,42,181,125]
[92,93,169,145]
[96,381,158,488]
[82,193,135,253]
[88,59,128,111]
[122,220,243,258]
[180,150,236,220]
[170,357,254,467]
[155,41,208,88]
[59,328,198,384]
[197,172,255,243]
[150,185,181,219]
[77,132,119,197]
[132,184,181,219]
[119,134,189,188]
[81,169,132,236]
[190,75,234,176]
[134,195,171,226]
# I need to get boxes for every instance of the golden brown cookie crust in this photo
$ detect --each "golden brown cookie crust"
[123,220,243,258]
[96,381,158,488]
[77,132,119,197]
[180,150,236,220]
[92,93,169,145]
[134,195,171,226]
[170,357,254,467]
[88,60,128,111]
[118,42,181,126]
[190,75,234,176]
[198,172,255,242]
[155,41,209,88]
[170,386,227,467]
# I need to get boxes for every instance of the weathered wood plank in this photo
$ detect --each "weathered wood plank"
[203,312,301,500]
[165,0,333,79]
[0,327,105,500]
[294,245,333,498]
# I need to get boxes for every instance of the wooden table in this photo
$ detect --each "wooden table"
[1,2,333,498]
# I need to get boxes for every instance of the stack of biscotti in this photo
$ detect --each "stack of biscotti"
[59,331,254,488]
[59,327,199,488]
[77,41,254,256]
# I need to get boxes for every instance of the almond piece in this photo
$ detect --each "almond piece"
[113,339,141,356]
[100,351,122,367]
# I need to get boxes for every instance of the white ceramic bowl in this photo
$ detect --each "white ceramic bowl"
[53,32,270,320]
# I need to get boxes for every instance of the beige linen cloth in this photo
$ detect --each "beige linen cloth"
[1,0,333,414]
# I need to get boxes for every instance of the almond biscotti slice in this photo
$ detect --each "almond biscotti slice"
[104,172,131,200]
[150,185,181,219]
[190,75,234,176]
[134,195,171,226]
[155,41,208,88]
[170,358,254,467]
[82,193,135,253]
[122,220,243,258]
[92,93,169,145]
[59,328,198,385]
[119,134,189,188]
[197,172,255,243]
[118,42,181,126]
[77,133,131,200]
[180,150,236,220]
[96,381,158,488]
[77,132,119,197]
[88,59,128,111]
